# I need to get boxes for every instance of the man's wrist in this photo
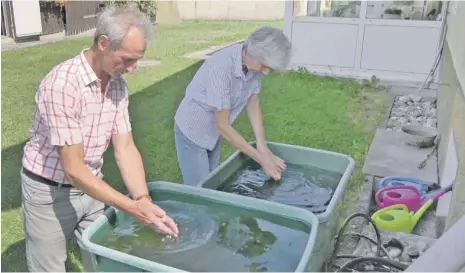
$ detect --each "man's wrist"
[135,193,152,202]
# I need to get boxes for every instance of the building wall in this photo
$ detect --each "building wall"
[437,0,465,231]
[176,1,285,20]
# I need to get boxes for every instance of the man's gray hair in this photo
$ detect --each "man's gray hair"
[244,26,292,71]
[94,6,153,50]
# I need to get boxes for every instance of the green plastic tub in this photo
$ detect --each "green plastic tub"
[196,142,355,271]
[81,181,319,272]
[197,141,356,223]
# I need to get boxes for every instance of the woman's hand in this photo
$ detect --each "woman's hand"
[271,153,286,172]
[132,196,179,237]
[258,145,286,173]
[259,154,283,180]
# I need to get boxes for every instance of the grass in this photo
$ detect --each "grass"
[1,20,389,271]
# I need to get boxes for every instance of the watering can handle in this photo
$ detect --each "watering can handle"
[379,176,425,188]
[375,185,420,207]
[372,204,409,220]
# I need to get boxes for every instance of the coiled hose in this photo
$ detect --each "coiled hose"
[324,213,409,272]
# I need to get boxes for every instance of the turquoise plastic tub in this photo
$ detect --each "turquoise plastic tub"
[81,181,319,272]
[195,142,355,271]
[197,141,356,223]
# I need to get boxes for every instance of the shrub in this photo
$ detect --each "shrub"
[103,0,157,17]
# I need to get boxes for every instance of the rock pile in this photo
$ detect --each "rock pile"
[387,94,437,131]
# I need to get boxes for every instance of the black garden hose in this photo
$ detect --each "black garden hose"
[337,257,408,272]
[325,213,409,272]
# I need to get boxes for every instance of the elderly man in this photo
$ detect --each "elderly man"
[174,26,292,186]
[20,7,178,272]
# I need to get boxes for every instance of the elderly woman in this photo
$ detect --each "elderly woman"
[174,26,292,186]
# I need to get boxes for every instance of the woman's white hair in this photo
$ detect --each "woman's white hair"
[94,6,153,50]
[244,26,292,71]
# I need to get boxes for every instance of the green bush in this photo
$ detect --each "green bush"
[104,0,157,17]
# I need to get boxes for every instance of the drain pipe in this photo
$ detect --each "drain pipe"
[405,214,465,272]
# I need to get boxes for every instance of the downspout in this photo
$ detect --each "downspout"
[418,0,450,91]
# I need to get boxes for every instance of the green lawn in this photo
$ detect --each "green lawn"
[1,20,389,271]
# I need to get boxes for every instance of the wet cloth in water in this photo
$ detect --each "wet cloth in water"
[221,166,333,213]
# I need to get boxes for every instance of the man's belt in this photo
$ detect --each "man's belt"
[22,168,74,188]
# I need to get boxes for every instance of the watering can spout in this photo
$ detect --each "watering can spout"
[412,199,434,224]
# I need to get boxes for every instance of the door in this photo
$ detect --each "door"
[65,1,102,36]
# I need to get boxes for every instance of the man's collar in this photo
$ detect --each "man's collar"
[78,48,101,86]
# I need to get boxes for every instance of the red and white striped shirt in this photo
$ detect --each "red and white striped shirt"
[22,49,132,184]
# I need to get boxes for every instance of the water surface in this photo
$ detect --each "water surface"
[219,162,342,213]
[94,196,311,272]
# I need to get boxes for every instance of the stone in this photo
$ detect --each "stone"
[363,264,375,271]
[388,248,402,258]
[387,119,396,129]
[392,109,406,117]
[418,241,429,253]
[409,94,422,102]
[398,95,410,102]
[400,252,412,263]
[410,120,420,126]
[406,246,420,258]
[388,95,438,130]
[426,118,436,127]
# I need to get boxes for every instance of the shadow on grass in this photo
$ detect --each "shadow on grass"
[1,61,204,271]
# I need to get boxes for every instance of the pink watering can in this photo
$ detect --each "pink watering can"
[375,185,425,212]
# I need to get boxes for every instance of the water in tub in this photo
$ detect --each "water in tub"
[220,162,341,213]
[95,195,311,272]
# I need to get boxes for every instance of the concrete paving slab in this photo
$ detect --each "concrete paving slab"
[138,60,161,68]
[412,208,439,238]
[363,129,438,186]
[1,29,95,52]
[388,86,437,102]
[184,39,243,60]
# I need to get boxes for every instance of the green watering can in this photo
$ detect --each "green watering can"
[371,183,454,233]
[371,199,433,233]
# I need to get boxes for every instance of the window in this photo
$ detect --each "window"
[293,0,361,18]
[366,1,443,21]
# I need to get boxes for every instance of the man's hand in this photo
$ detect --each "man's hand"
[112,132,179,237]
[133,196,179,237]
